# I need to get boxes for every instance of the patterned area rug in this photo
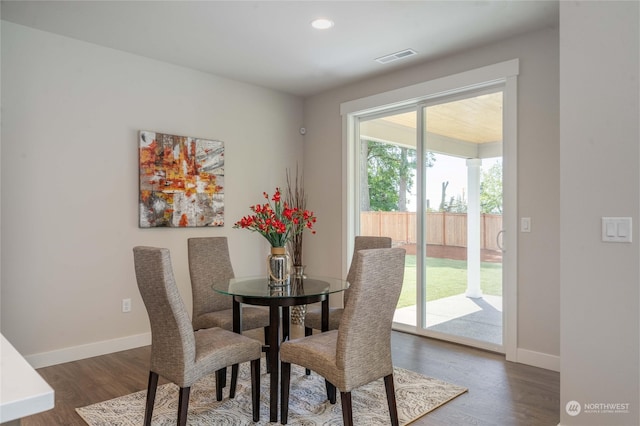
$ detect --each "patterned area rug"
[76,360,467,425]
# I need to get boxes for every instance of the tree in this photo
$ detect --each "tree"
[360,140,371,211]
[367,141,405,211]
[448,193,468,213]
[362,140,435,211]
[439,181,449,211]
[480,161,503,214]
[397,147,410,211]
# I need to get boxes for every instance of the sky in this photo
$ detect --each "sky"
[406,154,502,212]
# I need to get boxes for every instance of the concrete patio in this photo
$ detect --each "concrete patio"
[393,294,503,345]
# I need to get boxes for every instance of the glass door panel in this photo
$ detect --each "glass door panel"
[422,91,503,347]
[358,109,417,325]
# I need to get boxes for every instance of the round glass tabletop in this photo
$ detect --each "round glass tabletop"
[213,275,349,299]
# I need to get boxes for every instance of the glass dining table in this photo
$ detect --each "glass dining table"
[213,275,349,423]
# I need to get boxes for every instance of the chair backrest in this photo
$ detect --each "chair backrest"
[133,246,196,385]
[344,236,392,303]
[336,247,406,388]
[188,237,235,322]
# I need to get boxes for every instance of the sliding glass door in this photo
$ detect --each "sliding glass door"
[355,88,505,352]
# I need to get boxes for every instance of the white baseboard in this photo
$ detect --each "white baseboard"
[25,333,151,369]
[24,332,560,373]
[516,347,560,372]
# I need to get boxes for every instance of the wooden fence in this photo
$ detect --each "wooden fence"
[360,211,503,251]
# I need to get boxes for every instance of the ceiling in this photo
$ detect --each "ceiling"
[382,92,503,144]
[0,1,559,97]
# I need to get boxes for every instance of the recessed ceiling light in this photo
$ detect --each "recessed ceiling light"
[311,18,334,30]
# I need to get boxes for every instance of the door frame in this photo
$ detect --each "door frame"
[341,59,519,360]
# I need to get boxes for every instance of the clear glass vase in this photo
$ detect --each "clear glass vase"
[293,264,306,278]
[291,265,307,324]
[267,246,291,287]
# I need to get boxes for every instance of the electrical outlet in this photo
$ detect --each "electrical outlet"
[122,298,131,313]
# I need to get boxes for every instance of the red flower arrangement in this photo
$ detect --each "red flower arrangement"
[234,188,316,248]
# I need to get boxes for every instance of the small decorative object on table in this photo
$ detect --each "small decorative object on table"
[234,186,316,288]
[286,167,310,323]
[292,265,306,278]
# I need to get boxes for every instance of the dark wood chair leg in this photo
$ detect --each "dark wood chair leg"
[282,306,290,342]
[264,325,270,339]
[280,362,291,424]
[340,391,353,426]
[177,387,191,426]
[304,327,313,375]
[384,374,399,426]
[326,379,337,404]
[143,371,159,426]
[219,366,227,387]
[251,358,261,422]
[215,369,225,401]
[264,326,271,374]
[229,364,239,398]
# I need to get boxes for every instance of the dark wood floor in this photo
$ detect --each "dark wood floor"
[22,328,559,425]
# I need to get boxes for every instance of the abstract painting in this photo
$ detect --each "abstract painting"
[138,131,224,228]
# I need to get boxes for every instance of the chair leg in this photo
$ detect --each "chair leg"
[304,327,312,375]
[384,374,399,426]
[229,364,239,398]
[264,326,271,374]
[280,361,291,424]
[143,371,159,426]
[264,325,270,342]
[340,391,353,426]
[220,366,227,387]
[251,358,261,422]
[215,369,225,401]
[325,379,336,404]
[177,387,191,426]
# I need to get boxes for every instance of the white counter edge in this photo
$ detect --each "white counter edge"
[1,335,54,423]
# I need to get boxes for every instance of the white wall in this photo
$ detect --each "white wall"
[560,2,640,425]
[303,27,560,369]
[0,22,304,366]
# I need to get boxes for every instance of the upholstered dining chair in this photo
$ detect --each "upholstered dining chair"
[188,237,271,382]
[280,247,406,426]
[304,236,392,334]
[133,246,261,426]
[188,237,270,333]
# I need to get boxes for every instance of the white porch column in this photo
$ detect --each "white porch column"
[466,159,483,298]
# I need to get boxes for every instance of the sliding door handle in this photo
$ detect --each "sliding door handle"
[496,230,505,252]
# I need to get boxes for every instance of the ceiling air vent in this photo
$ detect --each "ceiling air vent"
[375,49,417,64]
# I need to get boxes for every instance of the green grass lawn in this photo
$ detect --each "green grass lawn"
[397,255,502,309]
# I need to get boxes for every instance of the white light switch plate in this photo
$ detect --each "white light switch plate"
[601,217,632,243]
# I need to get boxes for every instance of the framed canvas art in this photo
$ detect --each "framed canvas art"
[138,131,224,227]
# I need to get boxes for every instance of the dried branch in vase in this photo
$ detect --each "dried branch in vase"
[286,166,307,266]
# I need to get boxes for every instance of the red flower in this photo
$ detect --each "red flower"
[233,187,317,247]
